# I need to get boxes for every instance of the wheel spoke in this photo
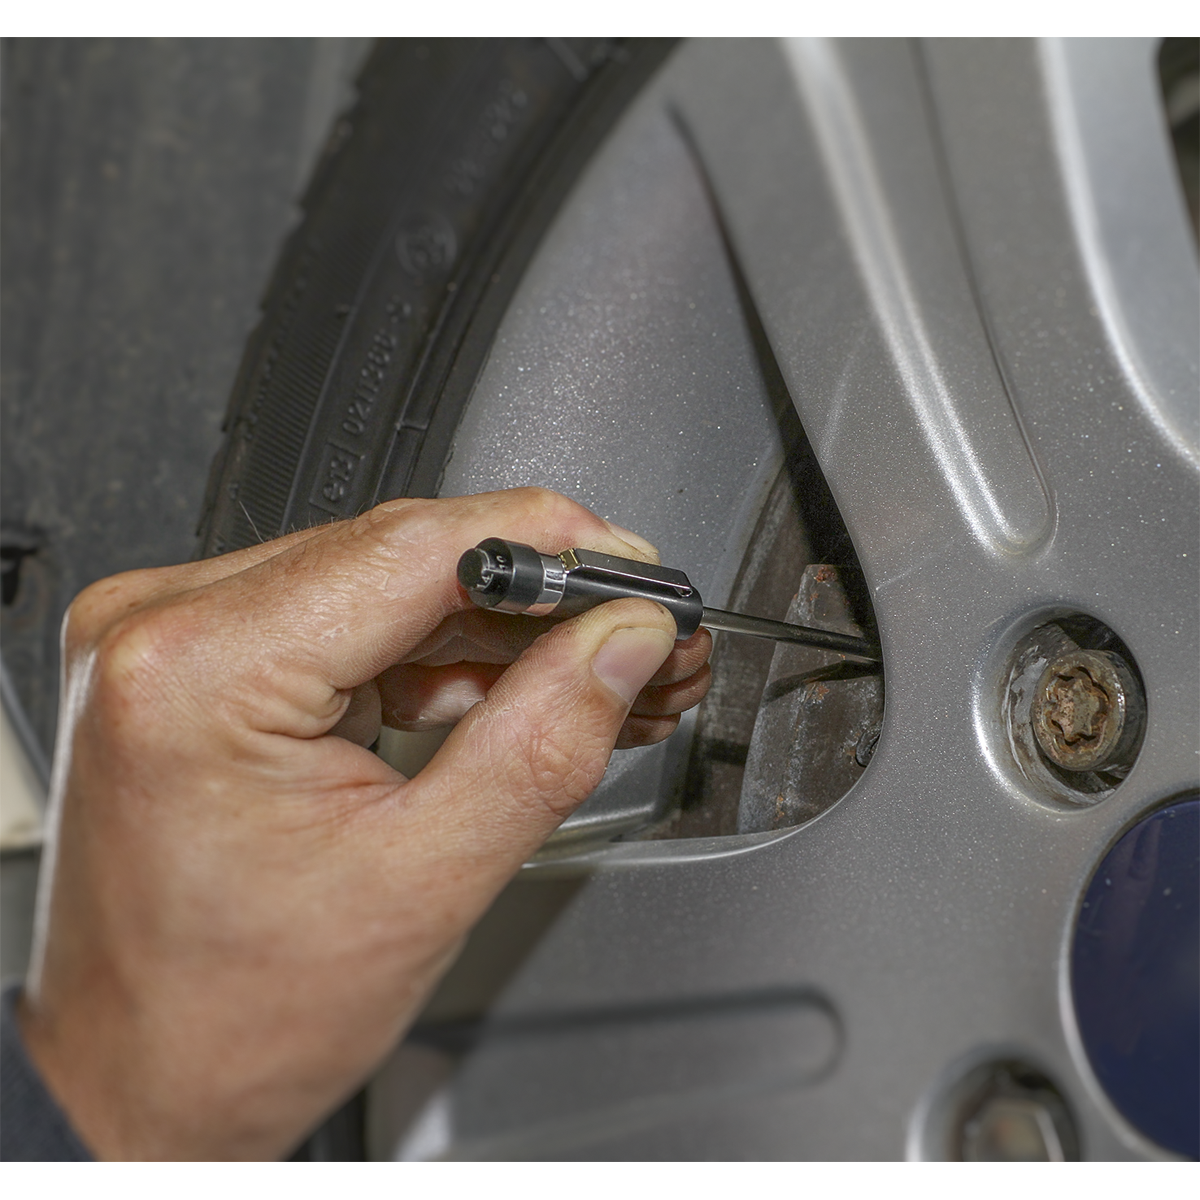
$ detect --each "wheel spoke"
[671,39,1052,574]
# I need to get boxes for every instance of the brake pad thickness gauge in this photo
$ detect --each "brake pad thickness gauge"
[457,538,882,662]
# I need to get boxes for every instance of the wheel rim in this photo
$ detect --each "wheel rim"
[369,38,1199,1161]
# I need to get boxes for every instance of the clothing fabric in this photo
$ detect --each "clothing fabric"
[0,985,92,1160]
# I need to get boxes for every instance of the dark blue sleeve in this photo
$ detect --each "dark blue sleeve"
[0,985,92,1160]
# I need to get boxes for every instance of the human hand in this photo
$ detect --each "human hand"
[20,488,712,1160]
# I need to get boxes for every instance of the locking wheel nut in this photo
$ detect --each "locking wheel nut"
[1030,648,1144,774]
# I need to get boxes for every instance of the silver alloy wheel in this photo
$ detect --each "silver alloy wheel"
[369,39,1198,1160]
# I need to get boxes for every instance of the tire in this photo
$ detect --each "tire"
[197,39,676,555]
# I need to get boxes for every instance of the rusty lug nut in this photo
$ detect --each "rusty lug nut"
[1030,648,1145,774]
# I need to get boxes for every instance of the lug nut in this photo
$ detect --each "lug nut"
[948,1061,1079,1161]
[1030,648,1144,774]
[960,1094,1067,1161]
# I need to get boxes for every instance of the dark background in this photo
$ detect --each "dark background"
[1,37,370,982]
[2,37,370,758]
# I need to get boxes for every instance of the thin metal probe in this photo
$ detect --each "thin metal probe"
[457,539,882,661]
[701,607,881,662]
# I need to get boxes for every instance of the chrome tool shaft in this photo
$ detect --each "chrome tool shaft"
[700,607,880,661]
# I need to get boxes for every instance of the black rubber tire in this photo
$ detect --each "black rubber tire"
[197,38,676,557]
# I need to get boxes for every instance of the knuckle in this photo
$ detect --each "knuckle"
[358,498,422,536]
[372,495,421,519]
[90,604,187,712]
[353,498,477,579]
[519,485,565,514]
[341,504,411,555]
[60,570,152,659]
[518,486,602,537]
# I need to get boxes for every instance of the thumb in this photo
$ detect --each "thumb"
[406,597,676,873]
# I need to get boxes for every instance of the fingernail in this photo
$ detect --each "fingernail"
[603,521,660,563]
[592,627,674,706]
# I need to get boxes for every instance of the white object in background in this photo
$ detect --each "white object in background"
[1,704,45,851]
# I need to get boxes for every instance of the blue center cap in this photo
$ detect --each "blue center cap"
[1072,797,1199,1159]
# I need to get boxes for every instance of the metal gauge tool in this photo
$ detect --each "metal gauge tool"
[457,538,882,661]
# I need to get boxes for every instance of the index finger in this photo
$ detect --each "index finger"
[187,487,664,697]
